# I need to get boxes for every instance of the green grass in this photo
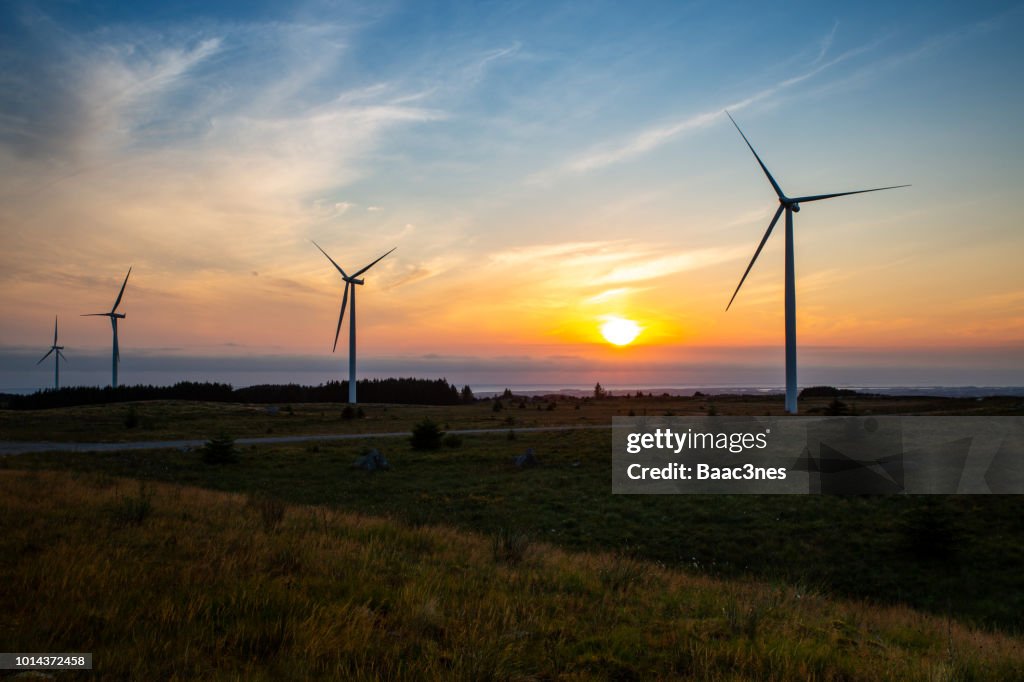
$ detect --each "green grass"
[10,427,1024,631]
[2,469,1023,680]
[1,394,1019,442]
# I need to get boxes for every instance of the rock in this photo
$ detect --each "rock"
[354,448,390,471]
[514,448,539,468]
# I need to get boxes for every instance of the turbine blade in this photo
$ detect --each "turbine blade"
[351,247,396,278]
[111,266,132,313]
[37,348,54,365]
[58,350,67,362]
[82,313,110,317]
[725,111,785,200]
[312,240,349,278]
[790,185,910,204]
[726,204,785,311]
[333,281,350,352]
[54,316,58,345]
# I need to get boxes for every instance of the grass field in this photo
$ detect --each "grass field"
[3,396,1023,678]
[1,393,1020,443]
[2,468,1023,681]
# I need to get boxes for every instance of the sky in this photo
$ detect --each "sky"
[1,0,1023,390]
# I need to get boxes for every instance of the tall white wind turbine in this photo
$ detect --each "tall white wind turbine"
[313,242,395,404]
[724,112,908,414]
[36,316,66,390]
[82,267,131,388]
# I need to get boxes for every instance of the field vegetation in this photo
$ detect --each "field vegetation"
[1,393,1019,443]
[2,469,1023,680]
[3,395,1023,678]
[8,425,1024,631]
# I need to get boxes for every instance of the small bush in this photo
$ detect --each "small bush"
[824,398,849,416]
[492,400,503,412]
[123,405,139,429]
[410,418,444,451]
[341,405,355,420]
[442,433,463,449]
[507,429,516,441]
[203,432,237,464]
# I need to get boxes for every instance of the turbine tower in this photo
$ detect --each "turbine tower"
[36,316,66,390]
[313,242,395,404]
[83,267,131,388]
[724,111,908,414]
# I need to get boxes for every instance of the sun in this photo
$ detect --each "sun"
[600,317,641,346]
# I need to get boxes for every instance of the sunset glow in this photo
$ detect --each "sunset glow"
[0,2,1022,390]
[600,317,642,346]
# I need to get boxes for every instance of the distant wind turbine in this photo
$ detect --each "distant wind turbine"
[82,267,131,388]
[723,111,908,414]
[313,242,395,404]
[36,316,66,390]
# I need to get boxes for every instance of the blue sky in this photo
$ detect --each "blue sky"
[1,0,1022,389]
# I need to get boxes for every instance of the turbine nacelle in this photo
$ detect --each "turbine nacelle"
[343,276,365,286]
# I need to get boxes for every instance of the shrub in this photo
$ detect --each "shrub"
[442,433,463,449]
[410,418,444,451]
[492,400,503,412]
[123,405,139,429]
[824,398,849,416]
[203,432,237,464]
[341,406,355,420]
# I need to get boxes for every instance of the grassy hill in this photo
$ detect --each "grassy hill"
[9,425,1024,631]
[2,469,1022,681]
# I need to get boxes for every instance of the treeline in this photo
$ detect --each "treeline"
[1,378,472,410]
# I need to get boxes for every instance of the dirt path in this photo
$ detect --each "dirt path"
[0,424,611,456]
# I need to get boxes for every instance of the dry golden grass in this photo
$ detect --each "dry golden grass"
[2,469,1022,680]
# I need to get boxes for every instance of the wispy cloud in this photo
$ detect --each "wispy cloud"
[813,20,840,65]
[531,30,876,182]
[490,240,743,287]
[591,248,741,285]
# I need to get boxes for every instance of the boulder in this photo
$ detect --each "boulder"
[514,448,539,468]
[354,448,390,471]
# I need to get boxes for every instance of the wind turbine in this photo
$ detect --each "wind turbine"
[313,242,395,404]
[723,111,908,414]
[83,267,131,388]
[36,316,66,390]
